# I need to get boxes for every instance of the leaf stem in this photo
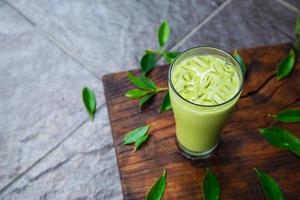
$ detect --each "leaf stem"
[157,87,169,92]
[146,49,164,56]
[268,114,276,118]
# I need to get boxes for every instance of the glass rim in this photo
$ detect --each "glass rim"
[168,46,244,108]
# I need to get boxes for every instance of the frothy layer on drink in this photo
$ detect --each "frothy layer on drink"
[171,54,240,105]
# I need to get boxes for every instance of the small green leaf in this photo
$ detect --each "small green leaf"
[139,93,155,107]
[160,91,172,112]
[259,127,300,156]
[254,168,284,200]
[202,168,221,200]
[123,125,150,145]
[125,89,149,99]
[147,169,167,200]
[295,12,300,54]
[271,109,300,123]
[141,52,157,74]
[233,49,246,75]
[127,72,157,91]
[157,21,170,48]
[163,51,181,64]
[82,87,96,121]
[276,49,296,80]
[134,134,150,151]
[139,75,157,90]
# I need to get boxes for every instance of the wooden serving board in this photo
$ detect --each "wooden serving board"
[103,44,300,200]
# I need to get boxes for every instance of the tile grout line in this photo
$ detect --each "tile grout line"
[274,0,299,13]
[41,29,102,80]
[268,0,299,43]
[4,0,102,81]
[169,0,232,51]
[0,119,88,195]
[263,0,296,41]
[0,103,105,195]
[265,16,294,41]
[3,0,35,25]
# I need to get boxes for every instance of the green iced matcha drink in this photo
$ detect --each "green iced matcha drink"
[169,47,243,159]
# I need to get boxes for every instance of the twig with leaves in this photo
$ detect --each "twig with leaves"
[125,72,168,107]
[259,107,300,157]
[141,21,180,74]
[122,125,150,151]
[125,20,179,112]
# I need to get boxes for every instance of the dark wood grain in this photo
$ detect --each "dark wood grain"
[103,43,300,200]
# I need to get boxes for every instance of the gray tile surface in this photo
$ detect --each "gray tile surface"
[0,1,32,34]
[7,0,226,75]
[0,109,122,200]
[0,15,103,194]
[176,0,297,52]
[0,0,297,199]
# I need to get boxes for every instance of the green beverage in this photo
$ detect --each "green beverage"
[168,47,244,159]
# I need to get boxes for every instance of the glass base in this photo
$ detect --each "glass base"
[176,139,219,160]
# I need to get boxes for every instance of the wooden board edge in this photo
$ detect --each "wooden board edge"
[102,79,127,198]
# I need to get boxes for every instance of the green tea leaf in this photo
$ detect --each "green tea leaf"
[157,21,170,48]
[147,169,167,200]
[254,168,284,200]
[141,52,157,74]
[134,133,150,151]
[127,72,157,91]
[295,12,300,54]
[139,75,157,90]
[125,89,149,99]
[123,125,150,145]
[202,168,221,200]
[160,91,172,112]
[272,109,300,123]
[233,49,246,75]
[139,93,155,107]
[276,49,295,80]
[82,87,96,121]
[259,127,300,156]
[163,51,180,64]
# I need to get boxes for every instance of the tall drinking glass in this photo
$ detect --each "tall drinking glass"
[168,47,244,159]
